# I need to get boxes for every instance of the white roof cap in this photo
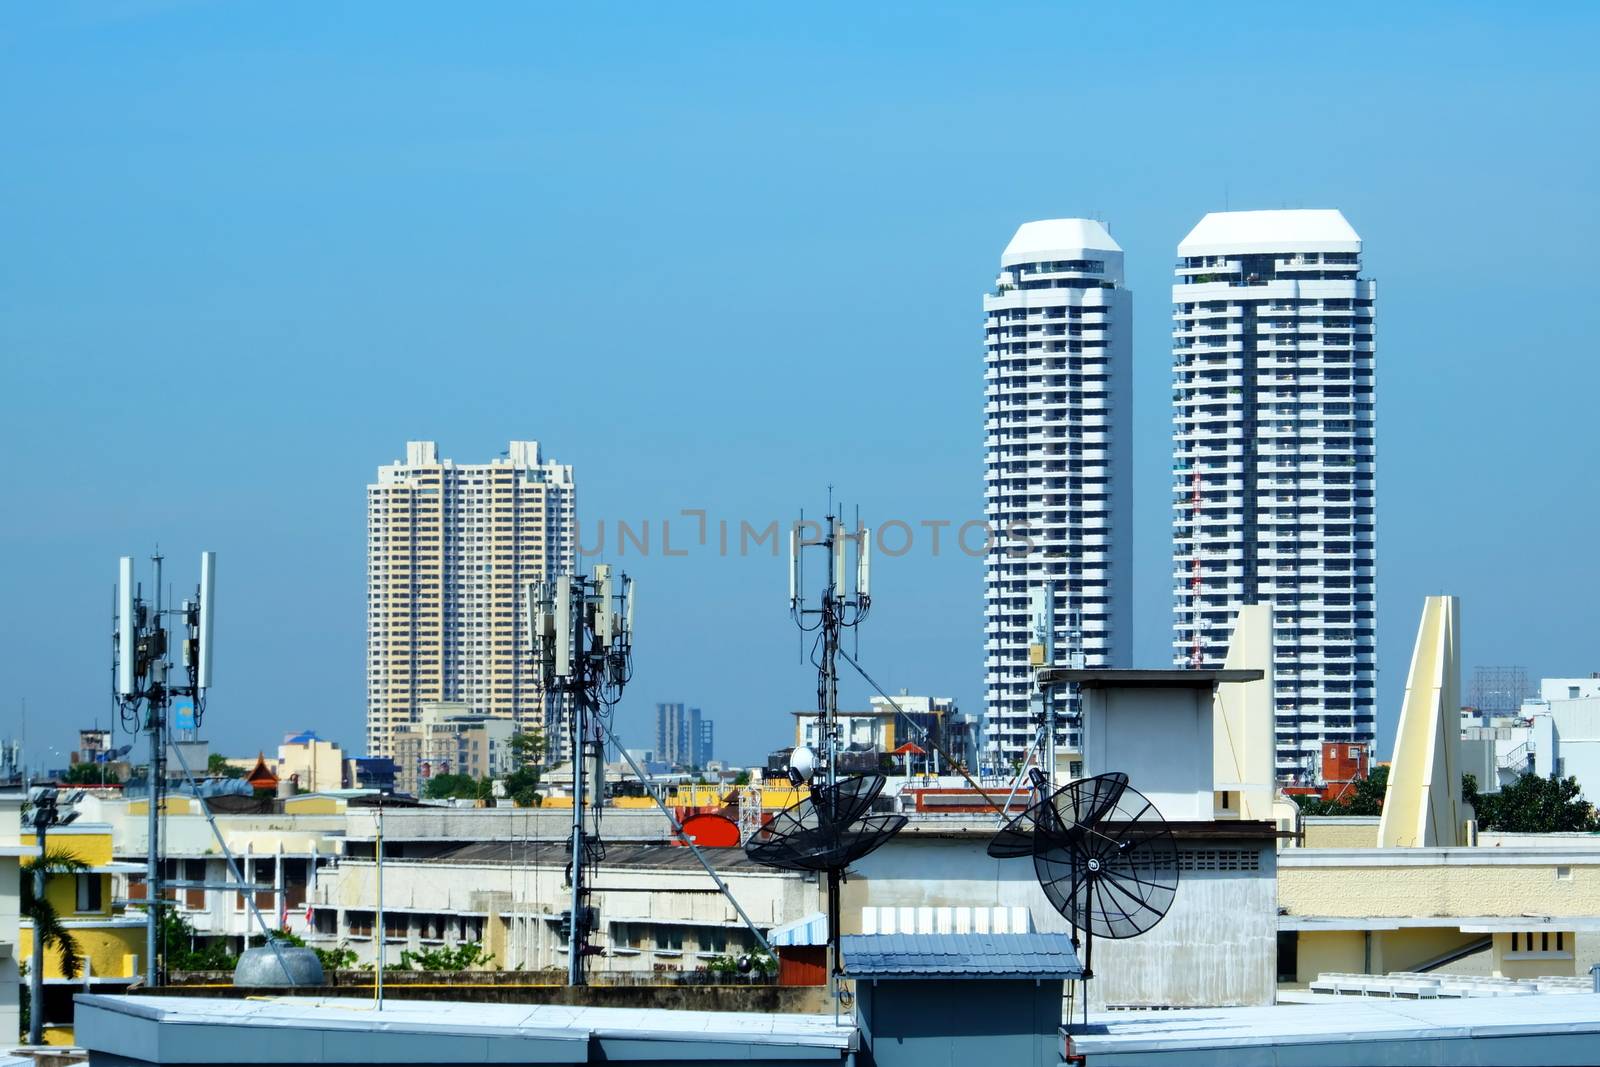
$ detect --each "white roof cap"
[1001,218,1121,266]
[1178,209,1361,257]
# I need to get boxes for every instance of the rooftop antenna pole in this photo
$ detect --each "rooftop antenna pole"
[114,550,216,991]
[146,549,164,989]
[786,501,873,1012]
[531,566,634,986]
[375,800,384,1008]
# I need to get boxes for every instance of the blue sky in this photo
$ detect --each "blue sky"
[2,3,1596,769]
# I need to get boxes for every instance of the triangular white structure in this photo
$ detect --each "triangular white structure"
[1379,596,1467,847]
[1213,606,1275,819]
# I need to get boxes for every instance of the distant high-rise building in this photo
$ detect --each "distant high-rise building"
[697,718,714,768]
[1171,210,1377,781]
[655,703,713,768]
[366,440,575,759]
[983,220,1133,770]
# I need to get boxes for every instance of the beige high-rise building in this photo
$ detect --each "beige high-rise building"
[366,440,575,760]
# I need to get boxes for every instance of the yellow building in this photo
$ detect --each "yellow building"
[19,823,144,1045]
[1279,840,1600,986]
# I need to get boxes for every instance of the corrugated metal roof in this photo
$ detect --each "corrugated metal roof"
[770,911,828,947]
[75,995,858,1062]
[841,933,1082,979]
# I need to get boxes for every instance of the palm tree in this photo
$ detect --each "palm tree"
[22,850,88,979]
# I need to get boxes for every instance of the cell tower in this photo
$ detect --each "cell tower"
[112,551,215,988]
[528,564,634,986]
[746,510,905,1011]
[788,512,871,797]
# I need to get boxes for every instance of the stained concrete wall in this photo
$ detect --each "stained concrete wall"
[846,833,1276,1009]
[1279,848,1600,917]
[1299,817,1380,849]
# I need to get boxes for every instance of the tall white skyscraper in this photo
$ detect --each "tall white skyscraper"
[366,440,576,760]
[1171,210,1376,781]
[983,220,1133,769]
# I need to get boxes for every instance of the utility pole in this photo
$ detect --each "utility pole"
[145,551,165,990]
[785,509,871,1005]
[374,800,384,1009]
[530,566,634,986]
[113,551,215,990]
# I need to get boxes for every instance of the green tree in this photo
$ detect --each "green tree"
[1465,772,1599,833]
[22,850,88,978]
[503,729,545,807]
[163,908,238,971]
[422,773,482,800]
[208,754,245,779]
[59,762,109,786]
[1294,765,1389,817]
[508,729,545,767]
[398,942,494,971]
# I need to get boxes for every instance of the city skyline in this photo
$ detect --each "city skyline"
[4,5,1597,769]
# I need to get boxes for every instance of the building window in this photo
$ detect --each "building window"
[76,875,103,913]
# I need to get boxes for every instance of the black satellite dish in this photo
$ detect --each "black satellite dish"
[746,773,907,977]
[990,769,1178,1020]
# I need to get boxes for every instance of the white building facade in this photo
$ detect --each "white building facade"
[982,220,1133,770]
[367,441,575,759]
[1171,210,1376,781]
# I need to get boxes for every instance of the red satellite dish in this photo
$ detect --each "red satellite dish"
[677,812,741,848]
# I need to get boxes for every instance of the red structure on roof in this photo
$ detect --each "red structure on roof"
[246,754,279,790]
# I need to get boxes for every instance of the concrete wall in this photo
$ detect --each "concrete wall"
[1083,686,1212,821]
[1298,817,1379,849]
[847,832,1276,1008]
[312,855,814,972]
[1280,848,1600,918]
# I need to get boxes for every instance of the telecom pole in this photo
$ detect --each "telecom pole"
[530,567,633,987]
[114,551,215,991]
[374,801,384,1008]
[145,552,165,989]
[567,680,585,986]
[786,508,871,1005]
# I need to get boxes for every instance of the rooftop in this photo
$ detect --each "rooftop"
[1001,218,1121,265]
[1069,993,1600,1066]
[75,995,856,1065]
[365,839,786,874]
[1177,209,1361,258]
[841,933,1083,980]
[1039,668,1264,690]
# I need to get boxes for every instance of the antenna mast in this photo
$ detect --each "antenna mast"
[787,506,872,1002]
[530,565,634,986]
[113,550,216,988]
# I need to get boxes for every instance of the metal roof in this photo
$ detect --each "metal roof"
[770,911,829,947]
[399,839,781,873]
[1068,993,1600,1066]
[1039,668,1263,689]
[841,933,1082,980]
[74,995,857,1064]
